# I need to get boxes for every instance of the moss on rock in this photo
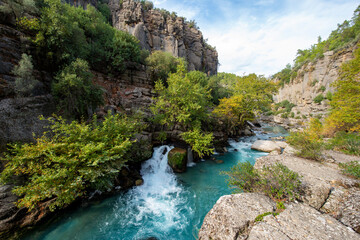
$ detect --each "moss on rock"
[168,148,187,173]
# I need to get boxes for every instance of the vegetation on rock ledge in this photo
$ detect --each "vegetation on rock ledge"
[0,113,144,211]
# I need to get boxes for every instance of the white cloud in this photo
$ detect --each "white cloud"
[154,0,359,76]
[203,0,359,76]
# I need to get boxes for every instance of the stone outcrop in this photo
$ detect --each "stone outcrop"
[248,203,360,240]
[109,0,218,75]
[272,44,357,121]
[200,144,360,238]
[198,193,276,240]
[251,140,287,153]
[167,147,187,173]
[92,65,154,116]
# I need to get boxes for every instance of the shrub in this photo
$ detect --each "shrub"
[35,0,140,72]
[0,113,143,211]
[339,161,360,179]
[52,59,104,119]
[318,86,326,92]
[326,131,360,156]
[146,51,180,83]
[311,79,319,87]
[281,112,289,119]
[97,3,111,23]
[325,91,333,101]
[287,119,324,161]
[261,163,302,201]
[275,100,296,113]
[223,162,302,202]
[290,112,295,118]
[313,94,324,104]
[12,53,40,97]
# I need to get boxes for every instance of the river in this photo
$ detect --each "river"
[24,125,286,240]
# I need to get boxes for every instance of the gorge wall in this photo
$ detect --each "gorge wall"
[109,0,218,75]
[268,43,358,128]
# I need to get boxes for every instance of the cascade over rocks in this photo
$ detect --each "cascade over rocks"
[109,0,218,75]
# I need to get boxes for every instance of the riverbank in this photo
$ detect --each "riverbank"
[199,142,360,239]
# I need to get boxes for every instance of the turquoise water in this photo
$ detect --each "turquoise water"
[24,128,285,240]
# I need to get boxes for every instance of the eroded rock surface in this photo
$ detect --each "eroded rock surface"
[109,0,218,75]
[248,203,360,240]
[198,193,275,240]
[200,148,360,238]
[251,140,287,153]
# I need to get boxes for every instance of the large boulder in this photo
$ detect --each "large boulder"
[198,193,276,240]
[167,147,187,173]
[248,203,360,240]
[251,140,282,153]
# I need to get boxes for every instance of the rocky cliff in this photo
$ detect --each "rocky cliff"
[273,44,357,119]
[109,0,218,75]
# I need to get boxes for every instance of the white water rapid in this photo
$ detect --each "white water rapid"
[102,145,194,239]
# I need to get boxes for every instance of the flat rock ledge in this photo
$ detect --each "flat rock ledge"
[199,193,360,240]
[198,193,276,240]
[199,148,360,239]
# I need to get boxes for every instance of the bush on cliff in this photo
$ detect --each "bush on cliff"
[287,118,325,161]
[146,51,180,83]
[0,113,143,211]
[34,0,140,72]
[223,161,302,202]
[52,59,104,119]
[12,53,40,97]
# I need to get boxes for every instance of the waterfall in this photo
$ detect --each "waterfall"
[107,145,194,239]
[187,147,195,167]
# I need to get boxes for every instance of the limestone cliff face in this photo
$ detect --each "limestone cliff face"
[268,44,358,128]
[275,46,356,106]
[109,0,218,75]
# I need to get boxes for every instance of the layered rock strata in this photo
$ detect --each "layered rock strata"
[109,0,218,75]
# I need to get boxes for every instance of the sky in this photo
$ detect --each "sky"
[152,0,359,76]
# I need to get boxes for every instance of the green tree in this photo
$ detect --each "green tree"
[180,128,214,157]
[52,59,104,119]
[12,53,39,97]
[213,95,255,130]
[232,73,278,113]
[151,60,214,156]
[146,51,180,83]
[151,59,212,129]
[325,45,360,133]
[34,0,140,71]
[0,113,143,211]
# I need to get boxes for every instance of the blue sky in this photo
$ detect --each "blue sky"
[152,0,359,76]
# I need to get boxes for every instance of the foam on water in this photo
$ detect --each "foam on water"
[98,145,194,239]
